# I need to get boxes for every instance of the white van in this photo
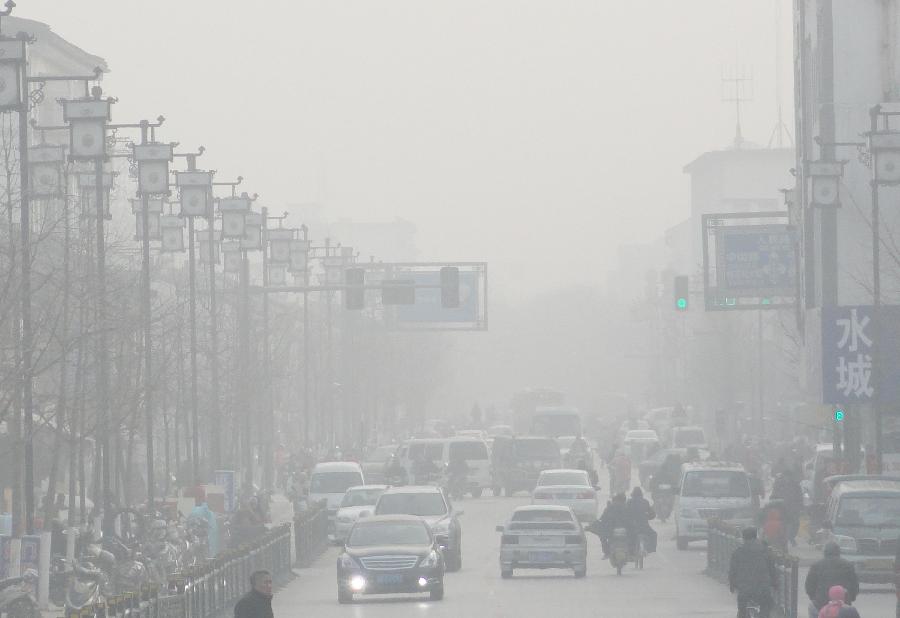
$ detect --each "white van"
[308,461,365,539]
[395,438,447,482]
[441,437,491,497]
[674,462,755,550]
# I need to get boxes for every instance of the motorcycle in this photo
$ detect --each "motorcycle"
[65,560,110,615]
[0,570,40,618]
[609,528,631,576]
[651,483,674,522]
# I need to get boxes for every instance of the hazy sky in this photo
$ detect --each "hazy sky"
[25,1,792,300]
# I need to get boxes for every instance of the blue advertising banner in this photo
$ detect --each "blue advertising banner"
[821,305,900,404]
[214,470,236,512]
[716,224,796,293]
[396,271,479,323]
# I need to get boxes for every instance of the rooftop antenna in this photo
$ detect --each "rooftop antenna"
[722,65,754,150]
[768,0,794,148]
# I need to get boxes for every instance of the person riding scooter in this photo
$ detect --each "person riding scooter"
[587,492,635,558]
[626,487,657,553]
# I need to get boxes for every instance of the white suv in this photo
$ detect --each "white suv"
[674,462,755,550]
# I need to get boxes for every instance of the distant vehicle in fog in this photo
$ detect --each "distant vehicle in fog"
[531,406,582,439]
[491,436,562,496]
[496,505,586,578]
[531,469,599,522]
[511,388,566,435]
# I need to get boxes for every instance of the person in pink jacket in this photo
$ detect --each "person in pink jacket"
[818,585,860,618]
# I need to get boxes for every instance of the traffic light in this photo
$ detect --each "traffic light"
[834,408,845,422]
[345,268,365,310]
[674,275,689,311]
[440,266,460,308]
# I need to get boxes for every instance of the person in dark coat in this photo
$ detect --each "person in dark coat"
[587,492,634,558]
[235,570,273,618]
[729,527,777,618]
[805,542,859,618]
[626,487,657,553]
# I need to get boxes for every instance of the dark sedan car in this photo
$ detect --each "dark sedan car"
[336,515,445,603]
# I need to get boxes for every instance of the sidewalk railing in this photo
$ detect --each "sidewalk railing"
[293,501,328,568]
[706,520,799,618]
[64,523,293,618]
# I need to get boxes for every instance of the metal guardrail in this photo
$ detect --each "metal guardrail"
[63,523,294,618]
[706,519,799,618]
[293,502,328,568]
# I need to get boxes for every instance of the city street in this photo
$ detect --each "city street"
[275,491,896,616]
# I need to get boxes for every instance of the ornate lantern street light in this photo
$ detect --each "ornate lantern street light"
[62,97,111,160]
[219,195,250,239]
[806,160,843,208]
[0,38,25,110]
[160,214,186,252]
[132,198,162,240]
[29,142,65,198]
[133,142,173,196]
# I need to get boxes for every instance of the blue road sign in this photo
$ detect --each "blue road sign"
[716,225,796,294]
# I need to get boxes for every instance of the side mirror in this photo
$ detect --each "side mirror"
[495,525,504,532]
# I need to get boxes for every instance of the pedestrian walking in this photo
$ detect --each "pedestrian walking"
[235,570,273,618]
[805,542,858,618]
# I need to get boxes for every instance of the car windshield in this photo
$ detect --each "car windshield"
[340,488,385,507]
[376,492,448,517]
[514,439,560,459]
[538,471,589,486]
[674,429,705,447]
[682,471,749,498]
[310,471,363,494]
[836,496,900,528]
[347,521,431,547]
[449,441,488,460]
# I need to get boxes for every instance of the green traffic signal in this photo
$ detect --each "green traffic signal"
[673,275,689,311]
[677,297,687,309]
[834,409,845,422]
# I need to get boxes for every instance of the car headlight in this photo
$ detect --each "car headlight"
[419,550,440,568]
[431,519,450,535]
[680,508,697,518]
[339,553,359,569]
[833,534,858,554]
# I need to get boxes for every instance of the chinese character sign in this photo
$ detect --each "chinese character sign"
[821,305,900,404]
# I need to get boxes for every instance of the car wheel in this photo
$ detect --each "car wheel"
[471,488,483,498]
[337,588,353,604]
[676,536,688,550]
[446,544,462,571]
[501,568,513,579]
[429,582,444,601]
[574,565,586,578]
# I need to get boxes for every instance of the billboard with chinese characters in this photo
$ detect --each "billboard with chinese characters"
[820,305,900,404]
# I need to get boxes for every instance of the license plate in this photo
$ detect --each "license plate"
[864,559,892,570]
[530,552,556,562]
[375,574,403,585]
[532,536,558,544]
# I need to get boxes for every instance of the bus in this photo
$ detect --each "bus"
[531,406,582,438]
[511,388,565,435]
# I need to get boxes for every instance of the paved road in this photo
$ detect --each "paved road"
[270,487,896,617]
[273,492,743,617]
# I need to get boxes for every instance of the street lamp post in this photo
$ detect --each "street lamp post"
[133,131,172,508]
[292,227,311,447]
[220,193,254,483]
[0,33,33,534]
[866,105,900,473]
[261,211,290,488]
[62,88,114,528]
[176,156,212,481]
